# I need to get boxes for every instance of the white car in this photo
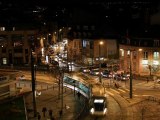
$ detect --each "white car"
[156,79,160,84]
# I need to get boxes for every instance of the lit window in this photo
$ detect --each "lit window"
[120,49,124,56]
[153,52,159,59]
[2,58,7,64]
[142,60,148,65]
[13,27,15,31]
[127,50,130,55]
[0,27,5,31]
[143,52,148,59]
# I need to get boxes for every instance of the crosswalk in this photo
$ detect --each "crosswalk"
[107,87,131,95]
[134,81,160,88]
[106,81,160,98]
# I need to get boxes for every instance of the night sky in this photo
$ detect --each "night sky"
[0,0,160,36]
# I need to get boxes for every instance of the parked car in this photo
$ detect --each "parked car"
[80,67,90,73]
[102,69,112,78]
[156,79,160,84]
[114,74,129,81]
[90,68,101,76]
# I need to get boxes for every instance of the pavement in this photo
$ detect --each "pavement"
[24,85,86,120]
[20,71,86,120]
[11,70,160,120]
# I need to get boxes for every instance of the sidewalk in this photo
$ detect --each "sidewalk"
[24,85,86,120]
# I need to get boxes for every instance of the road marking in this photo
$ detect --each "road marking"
[123,88,129,91]
[135,82,146,85]
[110,89,120,94]
[117,89,126,93]
[106,91,115,96]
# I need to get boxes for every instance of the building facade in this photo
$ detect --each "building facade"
[0,29,38,66]
[119,38,160,76]
[67,38,118,66]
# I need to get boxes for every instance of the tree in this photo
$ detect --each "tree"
[147,65,160,77]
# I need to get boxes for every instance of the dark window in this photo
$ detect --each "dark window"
[2,47,6,53]
[12,34,24,47]
[90,41,93,49]
[25,55,29,63]
[14,48,23,53]
[25,49,28,54]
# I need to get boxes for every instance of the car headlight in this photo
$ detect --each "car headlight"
[90,108,94,114]
[103,108,107,114]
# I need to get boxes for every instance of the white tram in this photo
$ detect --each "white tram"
[89,83,107,116]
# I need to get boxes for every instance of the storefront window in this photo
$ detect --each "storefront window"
[2,58,7,64]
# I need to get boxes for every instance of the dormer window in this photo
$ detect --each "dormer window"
[154,39,159,47]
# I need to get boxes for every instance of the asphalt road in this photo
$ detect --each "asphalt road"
[18,70,160,120]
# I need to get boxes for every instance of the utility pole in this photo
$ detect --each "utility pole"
[129,51,133,99]
[31,47,37,117]
[99,41,103,83]
[60,70,64,115]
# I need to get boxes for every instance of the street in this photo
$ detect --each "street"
[18,70,160,120]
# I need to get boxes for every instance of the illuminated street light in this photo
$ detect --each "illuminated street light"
[99,41,103,83]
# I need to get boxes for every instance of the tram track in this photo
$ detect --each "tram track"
[106,88,132,120]
[106,91,124,120]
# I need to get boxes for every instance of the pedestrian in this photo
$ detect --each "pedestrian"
[77,91,81,99]
[48,109,53,118]
[147,77,149,83]
[42,107,47,117]
[38,114,41,120]
[59,110,62,118]
[115,83,119,89]
[50,116,55,120]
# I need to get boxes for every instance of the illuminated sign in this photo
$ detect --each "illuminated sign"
[142,60,148,65]
[153,60,159,65]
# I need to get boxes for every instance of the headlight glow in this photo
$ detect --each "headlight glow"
[103,108,107,114]
[90,108,94,114]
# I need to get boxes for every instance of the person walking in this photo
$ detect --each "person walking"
[42,107,47,117]
[38,114,41,120]
[147,77,149,83]
[48,109,53,118]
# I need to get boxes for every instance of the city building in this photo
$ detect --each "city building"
[54,23,119,66]
[0,27,38,66]
[67,38,118,66]
[119,37,160,76]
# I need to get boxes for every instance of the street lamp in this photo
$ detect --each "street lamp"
[129,50,133,99]
[57,67,64,117]
[129,49,138,99]
[31,49,37,117]
[99,41,103,83]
